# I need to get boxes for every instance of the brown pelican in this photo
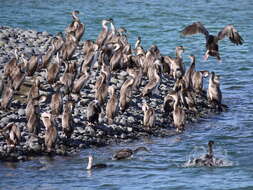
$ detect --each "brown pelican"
[181,22,244,61]
[47,53,61,85]
[207,72,222,105]
[70,10,85,42]
[119,76,134,112]
[127,66,143,91]
[0,81,14,110]
[112,147,149,160]
[87,100,101,124]
[192,70,209,93]
[41,112,57,153]
[62,102,74,139]
[142,102,155,128]
[163,91,175,113]
[26,98,41,135]
[168,90,185,132]
[0,123,21,147]
[95,71,108,105]
[86,155,107,170]
[167,46,185,79]
[72,67,90,94]
[96,19,111,48]
[50,85,63,115]
[106,85,118,124]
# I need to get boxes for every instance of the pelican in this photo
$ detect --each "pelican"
[53,32,65,52]
[142,102,155,128]
[87,100,101,124]
[21,54,39,76]
[119,76,134,112]
[11,63,26,91]
[181,22,244,61]
[106,85,118,124]
[40,43,56,69]
[112,147,149,160]
[41,112,57,153]
[86,155,107,170]
[207,72,222,105]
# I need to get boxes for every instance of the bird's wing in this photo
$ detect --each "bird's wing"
[217,25,244,45]
[181,22,209,37]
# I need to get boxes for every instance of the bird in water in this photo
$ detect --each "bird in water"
[86,155,107,170]
[193,141,224,167]
[181,22,244,61]
[112,147,149,160]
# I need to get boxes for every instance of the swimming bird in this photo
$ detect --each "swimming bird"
[86,155,107,170]
[112,147,149,160]
[207,72,222,105]
[86,100,101,124]
[105,85,118,124]
[142,102,156,128]
[181,22,244,61]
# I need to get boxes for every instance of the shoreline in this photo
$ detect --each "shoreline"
[0,26,224,162]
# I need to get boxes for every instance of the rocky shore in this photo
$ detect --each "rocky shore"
[0,26,225,162]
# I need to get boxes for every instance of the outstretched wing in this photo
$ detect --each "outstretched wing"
[181,22,209,37]
[217,25,244,45]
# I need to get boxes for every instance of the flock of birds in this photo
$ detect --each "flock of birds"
[0,10,244,167]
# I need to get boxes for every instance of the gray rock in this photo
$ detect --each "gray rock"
[18,109,25,116]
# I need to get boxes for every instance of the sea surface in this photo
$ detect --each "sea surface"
[0,0,253,189]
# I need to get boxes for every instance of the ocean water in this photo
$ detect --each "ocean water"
[0,0,253,189]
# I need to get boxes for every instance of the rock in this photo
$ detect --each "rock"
[127,127,133,132]
[18,109,25,116]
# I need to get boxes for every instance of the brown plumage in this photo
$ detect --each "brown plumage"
[62,102,74,139]
[72,67,90,94]
[0,82,14,110]
[119,77,134,112]
[106,86,118,124]
[207,72,222,105]
[181,22,244,61]
[95,71,108,105]
[142,102,155,128]
[41,112,57,153]
[0,123,21,147]
[96,19,111,48]
[50,86,63,115]
[112,147,149,160]
[192,70,209,93]
[47,53,61,85]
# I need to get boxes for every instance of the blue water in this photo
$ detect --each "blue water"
[1,0,253,189]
